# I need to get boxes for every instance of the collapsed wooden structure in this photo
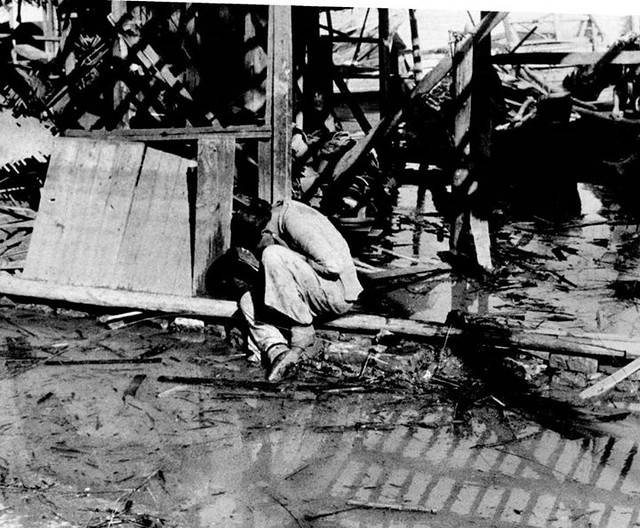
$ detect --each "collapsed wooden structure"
[4,4,640,399]
[3,4,640,321]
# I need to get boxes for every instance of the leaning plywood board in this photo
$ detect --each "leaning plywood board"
[113,147,192,295]
[23,138,83,282]
[24,138,192,297]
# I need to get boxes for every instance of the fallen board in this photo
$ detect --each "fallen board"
[0,274,638,361]
[24,138,193,296]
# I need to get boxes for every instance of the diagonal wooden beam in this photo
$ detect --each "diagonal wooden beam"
[331,11,508,182]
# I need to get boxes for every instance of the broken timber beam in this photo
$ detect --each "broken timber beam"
[331,11,508,182]
[0,275,637,360]
[492,50,640,66]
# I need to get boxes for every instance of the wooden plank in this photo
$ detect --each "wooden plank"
[0,274,238,318]
[136,150,191,296]
[580,356,640,399]
[113,148,164,292]
[91,142,146,288]
[471,21,494,158]
[331,11,508,182]
[24,138,82,281]
[59,142,118,285]
[63,127,272,141]
[167,156,194,296]
[258,139,272,202]
[271,5,293,203]
[450,34,473,255]
[466,20,494,271]
[469,213,493,271]
[193,137,236,295]
[114,148,191,296]
[322,315,630,359]
[453,36,473,151]
[492,50,640,66]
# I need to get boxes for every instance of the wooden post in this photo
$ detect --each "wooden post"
[193,137,236,296]
[450,34,473,256]
[471,12,493,161]
[450,12,494,271]
[452,38,473,154]
[469,12,493,270]
[258,6,275,202]
[266,5,292,203]
[378,8,391,119]
[408,9,423,81]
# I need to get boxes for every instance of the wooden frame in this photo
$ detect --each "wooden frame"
[32,5,293,302]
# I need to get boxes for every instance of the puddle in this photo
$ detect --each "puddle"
[368,181,640,339]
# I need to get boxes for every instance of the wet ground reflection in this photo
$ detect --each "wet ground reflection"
[371,181,640,341]
[168,392,640,527]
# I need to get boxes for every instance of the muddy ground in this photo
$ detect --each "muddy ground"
[1,180,640,527]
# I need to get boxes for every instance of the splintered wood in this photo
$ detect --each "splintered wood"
[24,138,193,296]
